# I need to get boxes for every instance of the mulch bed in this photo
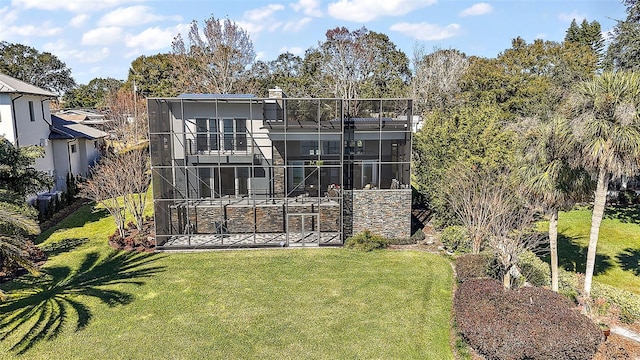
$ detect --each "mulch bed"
[108,219,156,252]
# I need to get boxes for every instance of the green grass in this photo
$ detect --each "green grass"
[542,205,640,294]
[1,203,454,359]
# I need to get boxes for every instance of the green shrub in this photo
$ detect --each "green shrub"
[518,251,551,287]
[440,225,471,253]
[344,230,388,251]
[410,228,425,242]
[387,237,415,245]
[455,253,492,283]
[558,270,640,324]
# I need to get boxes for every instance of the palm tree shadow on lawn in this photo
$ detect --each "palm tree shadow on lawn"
[604,205,640,224]
[36,207,110,244]
[617,248,640,276]
[0,251,166,355]
[554,233,614,275]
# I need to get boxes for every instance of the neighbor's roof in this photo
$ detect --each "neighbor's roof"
[176,93,256,99]
[0,73,57,97]
[49,115,109,140]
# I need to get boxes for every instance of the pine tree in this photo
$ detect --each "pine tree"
[605,0,640,71]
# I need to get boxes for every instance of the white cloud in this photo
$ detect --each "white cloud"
[1,7,62,37]
[244,4,285,22]
[255,51,266,61]
[7,24,62,37]
[238,4,286,35]
[534,33,547,39]
[283,17,312,32]
[70,14,90,28]
[390,22,461,41]
[98,6,181,27]
[125,24,186,50]
[43,39,110,63]
[12,0,144,13]
[279,46,305,56]
[82,27,124,45]
[459,3,493,17]
[291,0,323,17]
[328,0,436,22]
[558,11,586,22]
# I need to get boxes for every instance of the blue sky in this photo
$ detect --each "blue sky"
[0,0,627,85]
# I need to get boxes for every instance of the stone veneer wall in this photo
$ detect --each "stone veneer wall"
[170,202,340,235]
[352,189,411,239]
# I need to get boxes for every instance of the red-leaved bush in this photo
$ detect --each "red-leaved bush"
[454,279,603,360]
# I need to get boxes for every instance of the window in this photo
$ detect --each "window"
[70,144,77,153]
[300,141,318,155]
[94,140,98,148]
[28,101,35,122]
[322,140,340,155]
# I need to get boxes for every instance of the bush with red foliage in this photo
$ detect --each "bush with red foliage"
[454,279,603,360]
[108,217,155,252]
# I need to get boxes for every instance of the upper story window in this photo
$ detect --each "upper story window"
[195,118,247,153]
[70,144,77,153]
[28,101,35,122]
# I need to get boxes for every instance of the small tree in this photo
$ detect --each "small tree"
[81,155,128,238]
[81,148,150,238]
[121,148,150,230]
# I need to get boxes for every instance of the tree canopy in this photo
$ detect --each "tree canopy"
[0,41,76,95]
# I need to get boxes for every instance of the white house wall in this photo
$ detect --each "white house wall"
[0,94,15,142]
[13,95,56,180]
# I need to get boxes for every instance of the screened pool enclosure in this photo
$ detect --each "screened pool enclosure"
[148,93,413,249]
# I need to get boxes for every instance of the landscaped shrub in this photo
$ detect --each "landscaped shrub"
[344,230,388,251]
[558,270,640,324]
[455,253,492,283]
[386,237,415,245]
[410,228,426,242]
[518,251,550,287]
[440,225,471,253]
[454,279,603,360]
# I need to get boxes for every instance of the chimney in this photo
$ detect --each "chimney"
[268,86,286,99]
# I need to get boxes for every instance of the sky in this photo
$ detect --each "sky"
[0,0,628,85]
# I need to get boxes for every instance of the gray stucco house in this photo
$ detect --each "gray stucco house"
[147,90,413,249]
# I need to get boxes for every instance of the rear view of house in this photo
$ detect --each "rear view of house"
[148,91,413,249]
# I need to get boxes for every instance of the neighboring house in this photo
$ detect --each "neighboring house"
[50,115,108,189]
[53,108,111,131]
[148,90,413,249]
[0,73,107,192]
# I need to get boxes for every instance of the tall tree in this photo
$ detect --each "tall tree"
[569,71,640,298]
[0,42,76,95]
[62,77,123,109]
[308,27,410,99]
[411,47,469,114]
[171,16,255,94]
[605,0,640,71]
[128,53,178,97]
[518,116,592,292]
[564,19,605,67]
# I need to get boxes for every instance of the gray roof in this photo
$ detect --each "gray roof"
[0,73,57,97]
[50,115,109,140]
[177,93,256,99]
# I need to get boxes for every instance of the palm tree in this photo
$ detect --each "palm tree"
[520,116,593,292]
[570,71,640,298]
[0,192,41,301]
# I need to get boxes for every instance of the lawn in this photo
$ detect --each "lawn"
[548,205,640,294]
[0,204,454,359]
